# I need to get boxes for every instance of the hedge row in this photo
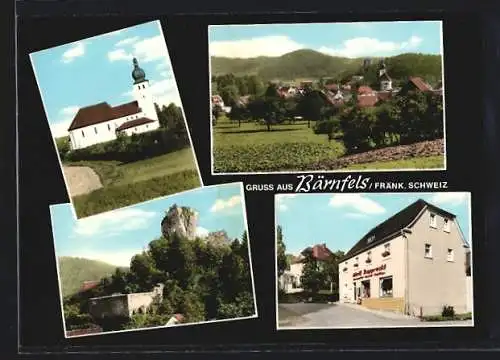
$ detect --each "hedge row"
[72,169,201,218]
[63,128,190,163]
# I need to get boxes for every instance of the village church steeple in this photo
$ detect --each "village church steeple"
[131,58,158,122]
[378,58,393,91]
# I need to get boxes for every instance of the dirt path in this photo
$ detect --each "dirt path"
[63,166,103,197]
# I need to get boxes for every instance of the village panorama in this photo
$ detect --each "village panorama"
[211,48,445,174]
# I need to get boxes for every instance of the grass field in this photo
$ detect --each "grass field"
[213,118,344,172]
[66,147,201,218]
[213,117,443,173]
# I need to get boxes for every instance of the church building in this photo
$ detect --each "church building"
[67,58,160,150]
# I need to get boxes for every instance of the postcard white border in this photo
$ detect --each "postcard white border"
[273,191,474,330]
[208,20,448,175]
[49,182,258,338]
[29,20,204,221]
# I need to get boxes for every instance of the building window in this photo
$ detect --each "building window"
[135,127,138,131]
[81,130,85,138]
[354,257,359,267]
[430,213,437,228]
[443,218,451,233]
[94,127,98,134]
[380,276,393,297]
[447,248,454,262]
[366,251,372,264]
[382,243,391,257]
[425,243,432,258]
[108,124,111,131]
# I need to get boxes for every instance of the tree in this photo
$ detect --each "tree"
[321,251,344,293]
[300,248,327,294]
[297,90,326,127]
[276,225,288,277]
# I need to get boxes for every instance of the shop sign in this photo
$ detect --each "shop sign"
[352,264,386,280]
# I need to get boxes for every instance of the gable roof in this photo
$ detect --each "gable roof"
[342,199,456,261]
[116,117,155,131]
[68,101,140,131]
[357,85,374,95]
[408,76,433,92]
[357,94,379,107]
[301,243,334,261]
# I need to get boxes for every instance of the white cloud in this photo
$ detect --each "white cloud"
[429,193,469,206]
[115,36,140,47]
[329,194,386,214]
[122,77,181,106]
[276,194,297,212]
[133,35,169,62]
[345,212,369,219]
[61,42,85,63]
[102,29,125,37]
[210,195,242,213]
[108,48,133,62]
[318,35,423,58]
[196,226,210,237]
[210,35,305,58]
[156,62,168,70]
[160,71,170,78]
[73,208,157,238]
[71,249,139,267]
[59,105,80,117]
[50,120,73,138]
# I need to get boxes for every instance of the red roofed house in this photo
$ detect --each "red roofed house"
[80,280,100,292]
[279,243,334,294]
[398,76,434,96]
[67,58,160,150]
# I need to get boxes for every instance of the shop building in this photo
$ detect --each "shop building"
[338,199,473,317]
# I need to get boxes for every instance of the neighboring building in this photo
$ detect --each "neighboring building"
[67,57,160,150]
[88,283,164,320]
[338,199,473,317]
[399,76,434,95]
[279,244,334,294]
[80,280,100,293]
[211,94,231,113]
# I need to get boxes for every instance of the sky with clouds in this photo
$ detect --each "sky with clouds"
[50,183,247,268]
[209,21,442,59]
[276,192,471,255]
[30,20,182,138]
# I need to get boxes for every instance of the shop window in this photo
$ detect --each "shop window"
[447,248,454,262]
[382,243,391,257]
[425,243,433,258]
[443,218,451,233]
[429,213,437,228]
[380,276,393,297]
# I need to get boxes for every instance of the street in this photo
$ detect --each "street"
[278,302,473,328]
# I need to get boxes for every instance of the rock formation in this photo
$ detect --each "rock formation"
[205,230,231,246]
[161,204,199,240]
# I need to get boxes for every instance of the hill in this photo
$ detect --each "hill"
[211,49,442,82]
[58,256,127,297]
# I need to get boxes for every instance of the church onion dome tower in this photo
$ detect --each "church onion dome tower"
[131,57,147,84]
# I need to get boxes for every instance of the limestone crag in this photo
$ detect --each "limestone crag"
[161,204,199,240]
[205,230,231,246]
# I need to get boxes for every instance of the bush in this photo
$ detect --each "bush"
[442,305,455,318]
[65,128,190,163]
[313,117,340,135]
[72,169,200,217]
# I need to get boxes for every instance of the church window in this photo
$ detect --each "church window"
[108,124,111,131]
[94,127,98,134]
[81,130,85,138]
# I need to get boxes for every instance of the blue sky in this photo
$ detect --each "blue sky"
[50,183,247,267]
[209,21,442,59]
[30,20,181,138]
[276,192,471,255]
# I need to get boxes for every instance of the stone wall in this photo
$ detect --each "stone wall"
[89,294,129,319]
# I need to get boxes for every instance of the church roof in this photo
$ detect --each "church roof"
[68,101,140,131]
[116,117,156,131]
[408,76,433,92]
[380,72,391,81]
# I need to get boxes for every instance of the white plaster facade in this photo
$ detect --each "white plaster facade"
[280,262,305,293]
[68,58,160,150]
[339,205,472,317]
